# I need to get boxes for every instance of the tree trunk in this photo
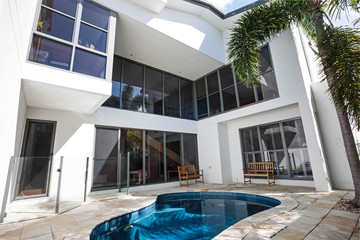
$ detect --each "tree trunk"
[310,0,360,206]
[333,104,360,206]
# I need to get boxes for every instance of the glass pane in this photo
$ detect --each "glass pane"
[112,57,122,82]
[241,127,260,152]
[121,60,144,111]
[260,71,278,99]
[42,0,77,17]
[29,35,72,70]
[208,93,221,115]
[183,134,198,169]
[220,65,234,89]
[103,81,120,108]
[238,82,256,106]
[288,149,312,177]
[82,0,109,30]
[73,48,106,78]
[256,85,263,101]
[283,120,306,149]
[197,97,208,119]
[259,45,272,74]
[260,123,283,150]
[145,131,165,184]
[17,121,54,197]
[145,68,163,115]
[222,86,237,111]
[264,151,288,176]
[120,129,144,186]
[78,23,107,52]
[164,74,179,117]
[37,7,74,42]
[196,78,206,99]
[181,80,194,120]
[207,72,219,95]
[93,128,119,190]
[166,132,181,182]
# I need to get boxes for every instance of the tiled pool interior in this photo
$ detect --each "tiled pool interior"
[90,192,281,239]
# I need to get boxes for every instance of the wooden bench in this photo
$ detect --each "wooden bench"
[178,165,204,187]
[243,162,275,185]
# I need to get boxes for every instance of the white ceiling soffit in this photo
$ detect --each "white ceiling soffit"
[114,14,224,80]
[130,0,167,14]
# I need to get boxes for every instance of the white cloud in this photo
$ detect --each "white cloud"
[203,0,234,12]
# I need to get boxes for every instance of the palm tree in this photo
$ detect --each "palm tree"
[228,0,360,206]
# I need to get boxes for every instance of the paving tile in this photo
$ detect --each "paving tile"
[0,227,22,240]
[20,219,52,240]
[27,233,53,240]
[328,209,360,220]
[304,225,351,240]
[274,227,307,240]
[320,214,357,236]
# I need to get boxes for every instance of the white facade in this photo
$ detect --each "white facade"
[0,0,355,219]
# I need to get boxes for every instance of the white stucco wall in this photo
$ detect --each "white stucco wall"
[0,0,29,215]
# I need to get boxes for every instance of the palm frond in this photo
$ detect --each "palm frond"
[327,0,360,20]
[318,27,360,130]
[227,0,312,87]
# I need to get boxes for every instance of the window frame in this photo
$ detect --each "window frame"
[27,0,116,80]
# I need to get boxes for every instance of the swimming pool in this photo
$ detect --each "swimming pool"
[90,192,280,240]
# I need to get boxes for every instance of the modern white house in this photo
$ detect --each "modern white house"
[0,0,356,220]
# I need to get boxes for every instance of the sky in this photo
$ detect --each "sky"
[203,0,359,26]
[202,0,258,14]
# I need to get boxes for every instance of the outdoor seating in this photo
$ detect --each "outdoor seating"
[178,165,204,187]
[243,162,275,185]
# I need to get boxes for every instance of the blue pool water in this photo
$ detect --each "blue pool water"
[90,192,280,240]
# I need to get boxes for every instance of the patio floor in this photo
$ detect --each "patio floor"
[0,183,359,239]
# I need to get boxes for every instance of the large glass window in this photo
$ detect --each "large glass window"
[196,78,208,119]
[166,132,182,181]
[121,60,144,111]
[29,0,112,79]
[207,72,221,115]
[240,119,312,179]
[103,56,195,120]
[103,57,121,108]
[180,79,194,119]
[92,127,199,190]
[145,68,163,115]
[145,131,165,184]
[164,74,180,117]
[220,66,237,111]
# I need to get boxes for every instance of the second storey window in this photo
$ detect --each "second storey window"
[28,0,115,79]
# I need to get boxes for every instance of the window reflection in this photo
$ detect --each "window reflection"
[121,61,144,111]
[164,74,180,117]
[42,0,77,17]
[37,7,74,42]
[145,131,165,184]
[181,80,194,119]
[73,48,106,78]
[145,68,163,115]
[29,35,72,70]
[78,23,107,52]
[82,0,110,30]
[166,132,181,181]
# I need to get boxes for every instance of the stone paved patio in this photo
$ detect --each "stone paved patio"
[0,183,359,239]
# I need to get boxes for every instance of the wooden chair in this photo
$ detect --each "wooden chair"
[178,165,204,187]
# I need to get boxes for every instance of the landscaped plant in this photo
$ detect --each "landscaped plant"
[228,0,360,206]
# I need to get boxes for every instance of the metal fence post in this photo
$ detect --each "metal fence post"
[55,156,63,213]
[84,157,89,202]
[127,152,130,195]
[0,157,15,223]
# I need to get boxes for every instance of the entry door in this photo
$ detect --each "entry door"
[15,120,56,199]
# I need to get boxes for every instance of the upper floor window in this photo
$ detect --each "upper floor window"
[29,0,115,79]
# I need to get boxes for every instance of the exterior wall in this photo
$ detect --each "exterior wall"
[24,106,197,200]
[197,30,331,191]
[0,0,29,214]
